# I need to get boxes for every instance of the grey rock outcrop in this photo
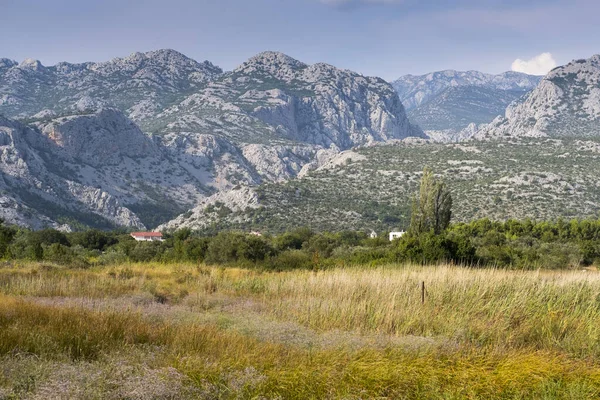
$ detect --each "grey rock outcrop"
[473,55,600,138]
[0,115,144,228]
[0,49,222,121]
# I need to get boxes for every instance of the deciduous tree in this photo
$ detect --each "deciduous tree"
[409,168,452,235]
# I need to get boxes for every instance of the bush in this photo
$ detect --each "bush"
[535,242,582,269]
[393,232,464,264]
[98,250,129,265]
[129,242,165,263]
[31,229,69,246]
[267,250,312,270]
[43,243,89,268]
[182,237,211,263]
[273,227,313,251]
[347,246,392,265]
[0,221,16,258]
[68,230,117,251]
[303,233,340,258]
[205,232,275,265]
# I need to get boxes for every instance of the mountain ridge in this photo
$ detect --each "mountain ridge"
[473,54,600,139]
[392,69,542,134]
[0,49,423,230]
[392,69,542,110]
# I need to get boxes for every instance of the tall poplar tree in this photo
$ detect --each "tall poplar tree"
[409,168,452,235]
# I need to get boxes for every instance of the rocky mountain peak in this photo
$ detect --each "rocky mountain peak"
[126,49,220,73]
[545,54,600,80]
[0,59,17,69]
[18,58,44,70]
[492,71,544,89]
[394,68,543,135]
[234,51,308,80]
[91,48,223,80]
[0,49,224,122]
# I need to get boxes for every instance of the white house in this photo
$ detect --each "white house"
[389,231,406,241]
[130,232,164,242]
[369,230,378,239]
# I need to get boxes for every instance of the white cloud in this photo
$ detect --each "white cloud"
[511,52,557,75]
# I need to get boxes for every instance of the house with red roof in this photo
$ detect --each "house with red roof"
[130,232,164,242]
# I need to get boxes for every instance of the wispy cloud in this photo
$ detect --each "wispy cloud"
[511,53,557,75]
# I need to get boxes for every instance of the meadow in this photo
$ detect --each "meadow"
[1,261,600,399]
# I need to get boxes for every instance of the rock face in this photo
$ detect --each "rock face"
[0,110,269,229]
[0,115,144,229]
[159,186,260,231]
[471,55,600,139]
[36,109,160,167]
[391,70,541,134]
[0,50,423,229]
[154,51,423,150]
[0,49,222,121]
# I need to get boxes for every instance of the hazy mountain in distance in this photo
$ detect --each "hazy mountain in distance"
[391,70,542,134]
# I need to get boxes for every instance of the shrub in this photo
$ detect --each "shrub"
[273,227,313,251]
[129,242,164,263]
[267,250,312,270]
[68,230,117,251]
[205,232,275,265]
[30,229,69,246]
[394,232,454,264]
[43,243,89,268]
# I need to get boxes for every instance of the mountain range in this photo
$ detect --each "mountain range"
[392,70,542,133]
[1,49,600,232]
[164,54,600,232]
[0,50,421,230]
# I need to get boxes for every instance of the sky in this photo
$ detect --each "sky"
[1,0,599,80]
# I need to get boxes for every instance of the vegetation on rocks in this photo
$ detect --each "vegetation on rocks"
[187,137,600,233]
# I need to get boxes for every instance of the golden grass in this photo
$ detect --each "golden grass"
[1,262,600,398]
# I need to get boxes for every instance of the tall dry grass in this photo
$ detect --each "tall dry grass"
[1,262,600,398]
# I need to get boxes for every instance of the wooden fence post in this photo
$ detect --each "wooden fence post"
[421,281,425,304]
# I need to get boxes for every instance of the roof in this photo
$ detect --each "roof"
[130,232,163,237]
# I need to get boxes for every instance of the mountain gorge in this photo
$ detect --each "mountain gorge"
[0,50,421,230]
[392,70,541,134]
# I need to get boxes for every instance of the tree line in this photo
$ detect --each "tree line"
[1,168,599,269]
[0,217,599,270]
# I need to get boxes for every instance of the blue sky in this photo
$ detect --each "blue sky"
[1,0,598,79]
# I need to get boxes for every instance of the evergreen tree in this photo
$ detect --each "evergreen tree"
[409,168,452,235]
